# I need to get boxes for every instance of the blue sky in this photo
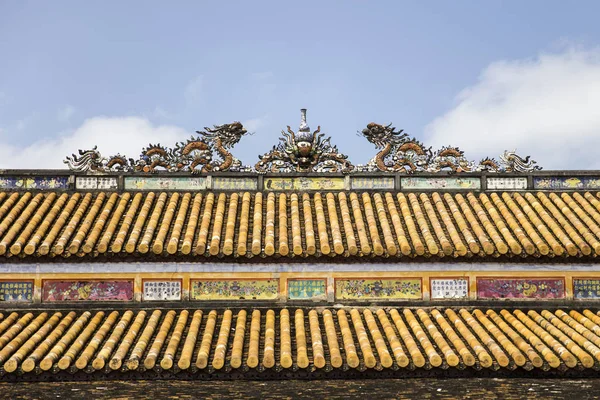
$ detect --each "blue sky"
[1,1,600,169]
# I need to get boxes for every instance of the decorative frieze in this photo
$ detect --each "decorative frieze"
[212,176,258,190]
[534,176,600,190]
[190,279,279,300]
[430,278,468,300]
[287,279,326,300]
[573,279,600,299]
[401,177,481,190]
[334,278,421,300]
[350,177,395,190]
[264,177,345,191]
[124,176,207,190]
[143,280,182,301]
[42,280,134,302]
[486,177,528,190]
[0,176,69,190]
[0,281,33,302]
[75,176,118,190]
[477,278,565,299]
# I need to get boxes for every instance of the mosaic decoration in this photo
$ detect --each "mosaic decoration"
[124,176,207,190]
[287,279,326,300]
[42,280,134,302]
[0,176,69,190]
[64,122,250,173]
[212,176,258,190]
[256,109,354,173]
[430,278,469,300]
[573,279,600,299]
[486,177,528,190]
[358,122,540,173]
[351,177,395,190]
[143,280,182,301]
[335,278,421,300]
[476,278,565,299]
[265,176,345,191]
[191,279,279,300]
[401,176,481,190]
[533,176,600,190]
[75,176,118,190]
[0,281,33,302]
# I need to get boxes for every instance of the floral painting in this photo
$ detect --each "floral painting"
[477,278,565,299]
[191,279,279,300]
[42,280,134,302]
[533,176,600,190]
[335,278,421,300]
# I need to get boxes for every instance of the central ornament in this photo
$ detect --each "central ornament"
[255,109,354,173]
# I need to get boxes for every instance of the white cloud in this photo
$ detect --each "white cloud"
[424,47,600,170]
[57,105,75,122]
[0,116,189,169]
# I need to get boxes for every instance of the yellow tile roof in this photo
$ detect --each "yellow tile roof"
[0,190,599,259]
[1,307,600,375]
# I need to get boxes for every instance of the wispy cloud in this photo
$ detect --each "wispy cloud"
[57,105,75,122]
[424,46,600,170]
[184,75,204,104]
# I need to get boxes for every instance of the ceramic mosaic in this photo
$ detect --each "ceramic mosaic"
[287,279,326,300]
[430,278,469,299]
[264,177,345,191]
[212,176,258,190]
[476,278,565,299]
[401,177,481,190]
[190,279,279,300]
[573,279,600,299]
[0,176,69,190]
[351,177,395,190]
[533,176,600,190]
[0,281,33,302]
[143,280,182,301]
[124,176,207,190]
[42,280,134,302]
[76,176,118,190]
[486,177,528,190]
[334,278,421,300]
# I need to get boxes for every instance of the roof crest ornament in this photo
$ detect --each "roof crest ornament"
[255,109,354,173]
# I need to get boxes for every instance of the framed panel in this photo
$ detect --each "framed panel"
[42,280,134,302]
[334,278,422,300]
[190,279,279,300]
[0,280,34,302]
[142,279,182,301]
[476,277,565,299]
[430,277,469,300]
[287,278,326,300]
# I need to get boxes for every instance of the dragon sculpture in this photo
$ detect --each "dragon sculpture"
[359,122,541,173]
[256,109,354,173]
[64,122,248,173]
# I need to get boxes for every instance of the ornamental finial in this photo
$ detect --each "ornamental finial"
[298,108,310,133]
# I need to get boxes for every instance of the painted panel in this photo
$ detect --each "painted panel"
[351,177,395,190]
[476,278,565,299]
[287,279,326,300]
[0,281,33,302]
[76,176,118,190]
[213,176,258,190]
[0,176,69,189]
[430,278,469,299]
[533,176,600,190]
[335,278,421,300]
[42,280,134,302]
[573,279,600,299]
[264,177,345,191]
[401,177,481,190]
[124,176,207,190]
[191,279,279,300]
[486,177,528,190]
[143,280,182,301]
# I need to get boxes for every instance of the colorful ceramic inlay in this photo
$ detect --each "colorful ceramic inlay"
[191,279,279,300]
[0,176,69,190]
[533,176,600,190]
[42,280,134,302]
[477,278,565,299]
[287,279,326,300]
[430,278,468,299]
[143,280,182,301]
[335,278,421,300]
[124,176,207,190]
[401,177,481,190]
[212,177,258,190]
[351,177,395,190]
[0,281,33,302]
[264,177,345,191]
[486,177,528,190]
[573,279,600,299]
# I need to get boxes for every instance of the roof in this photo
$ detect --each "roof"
[0,306,599,376]
[0,189,599,260]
